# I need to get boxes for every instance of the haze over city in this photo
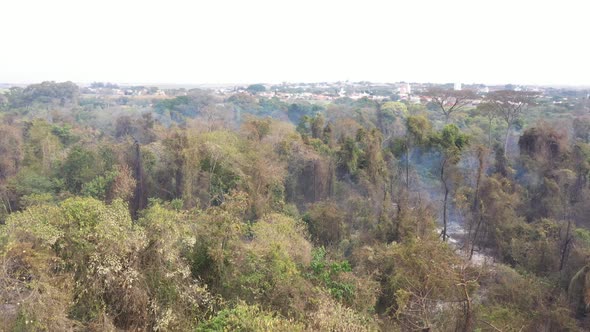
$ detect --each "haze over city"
[2,0,590,86]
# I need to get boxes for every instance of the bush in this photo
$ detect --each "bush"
[197,303,305,332]
[304,201,345,246]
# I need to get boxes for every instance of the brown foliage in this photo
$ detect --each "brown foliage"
[0,125,23,181]
[519,123,568,163]
[109,164,136,202]
[306,201,345,246]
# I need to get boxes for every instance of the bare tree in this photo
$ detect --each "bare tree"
[427,87,476,123]
[485,90,538,156]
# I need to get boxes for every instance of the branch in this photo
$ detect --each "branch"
[479,319,503,332]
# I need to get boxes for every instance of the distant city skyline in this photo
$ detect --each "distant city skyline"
[2,0,589,86]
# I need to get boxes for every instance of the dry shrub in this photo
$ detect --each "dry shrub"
[109,164,136,202]
[337,272,380,314]
[305,201,345,246]
[307,295,379,332]
[86,313,118,332]
[250,213,312,265]
[0,243,78,331]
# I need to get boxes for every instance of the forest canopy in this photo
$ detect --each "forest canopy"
[1,81,590,331]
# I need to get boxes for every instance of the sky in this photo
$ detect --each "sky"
[1,0,589,86]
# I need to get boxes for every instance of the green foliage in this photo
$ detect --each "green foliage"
[9,168,56,202]
[61,146,99,194]
[23,119,63,174]
[246,84,267,94]
[309,247,355,303]
[431,124,469,160]
[197,303,305,332]
[337,137,361,177]
[406,115,432,145]
[19,192,55,208]
[81,170,118,200]
[288,102,323,124]
[223,213,315,318]
[51,123,77,145]
[380,101,407,119]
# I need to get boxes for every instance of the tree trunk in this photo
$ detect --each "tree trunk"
[443,184,449,242]
[560,189,572,271]
[470,212,483,260]
[469,151,484,258]
[405,139,410,189]
[488,118,493,148]
[560,219,572,271]
[441,159,449,242]
[461,284,474,332]
[503,124,512,157]
[131,141,146,220]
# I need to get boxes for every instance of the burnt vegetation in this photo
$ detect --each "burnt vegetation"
[1,81,590,331]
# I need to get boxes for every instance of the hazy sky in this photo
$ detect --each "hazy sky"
[2,0,589,85]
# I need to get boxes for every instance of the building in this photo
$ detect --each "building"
[478,86,489,94]
[454,82,462,91]
[398,83,411,95]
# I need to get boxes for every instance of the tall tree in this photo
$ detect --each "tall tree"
[427,87,476,123]
[485,90,537,156]
[553,169,576,271]
[378,101,407,142]
[400,115,432,189]
[476,102,499,148]
[469,145,489,259]
[130,140,147,219]
[310,113,325,139]
[431,124,469,241]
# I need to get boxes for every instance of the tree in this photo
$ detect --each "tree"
[131,141,147,219]
[552,169,577,271]
[246,84,266,94]
[0,125,23,181]
[305,201,345,246]
[241,116,271,141]
[0,92,7,110]
[467,145,490,259]
[296,115,312,138]
[357,128,386,184]
[61,146,98,194]
[323,122,334,147]
[310,113,325,140]
[485,90,538,156]
[431,124,469,241]
[475,102,498,148]
[288,102,323,124]
[573,117,590,143]
[115,115,133,138]
[426,87,476,123]
[21,81,80,106]
[378,101,407,141]
[337,136,361,179]
[162,131,190,198]
[393,115,432,189]
[23,119,63,175]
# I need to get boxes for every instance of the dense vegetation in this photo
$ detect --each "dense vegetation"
[1,81,590,331]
